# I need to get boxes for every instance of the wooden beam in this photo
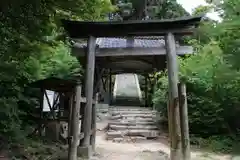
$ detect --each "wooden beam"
[165,32,181,160]
[82,36,96,146]
[178,83,190,160]
[68,85,82,160]
[72,45,193,57]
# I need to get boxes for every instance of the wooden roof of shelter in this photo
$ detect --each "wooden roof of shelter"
[30,77,79,92]
[62,16,202,74]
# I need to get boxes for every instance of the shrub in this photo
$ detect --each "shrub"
[153,41,240,136]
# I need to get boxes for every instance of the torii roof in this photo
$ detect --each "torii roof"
[62,16,202,74]
[62,15,202,38]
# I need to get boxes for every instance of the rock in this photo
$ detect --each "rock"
[112,138,124,143]
[126,136,147,143]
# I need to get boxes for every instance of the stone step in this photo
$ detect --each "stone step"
[110,117,155,122]
[109,120,156,126]
[107,130,159,139]
[127,130,159,138]
[110,107,152,111]
[111,114,156,120]
[112,136,147,143]
[106,131,124,140]
[109,124,158,130]
[111,110,156,115]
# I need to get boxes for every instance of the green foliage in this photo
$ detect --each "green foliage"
[39,42,81,79]
[111,0,189,20]
[153,3,240,153]
[155,0,189,19]
[191,134,240,153]
[154,41,240,137]
[0,0,113,143]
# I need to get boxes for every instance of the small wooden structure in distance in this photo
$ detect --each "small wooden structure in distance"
[62,16,202,160]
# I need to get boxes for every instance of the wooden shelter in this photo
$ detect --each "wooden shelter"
[62,15,202,160]
[30,78,77,135]
[30,77,98,159]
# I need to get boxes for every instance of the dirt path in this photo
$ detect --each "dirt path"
[91,131,232,160]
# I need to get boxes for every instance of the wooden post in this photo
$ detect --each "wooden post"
[68,93,74,139]
[144,75,148,107]
[59,93,64,121]
[165,32,181,160]
[82,36,96,146]
[108,70,112,104]
[39,88,44,136]
[178,83,190,160]
[147,76,153,108]
[68,85,82,160]
[90,93,99,152]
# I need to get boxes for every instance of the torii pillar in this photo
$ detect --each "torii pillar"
[165,32,182,160]
[79,36,96,157]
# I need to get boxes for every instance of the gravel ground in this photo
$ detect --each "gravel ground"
[87,131,232,160]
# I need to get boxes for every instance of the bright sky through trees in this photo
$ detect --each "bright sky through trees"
[177,0,221,21]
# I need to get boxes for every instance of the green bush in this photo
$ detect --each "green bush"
[153,41,240,137]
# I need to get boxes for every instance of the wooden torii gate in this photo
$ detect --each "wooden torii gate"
[62,16,202,160]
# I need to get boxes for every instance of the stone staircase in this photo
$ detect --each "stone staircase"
[106,107,159,143]
[112,74,143,106]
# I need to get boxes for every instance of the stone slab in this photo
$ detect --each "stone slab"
[122,117,155,122]
[112,111,157,115]
[106,131,124,140]
[107,130,159,139]
[109,124,158,130]
[77,145,93,158]
[117,114,156,119]
[127,130,159,138]
[109,120,156,126]
[110,107,152,111]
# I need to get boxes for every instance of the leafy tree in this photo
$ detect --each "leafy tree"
[111,0,188,20]
[153,0,240,145]
[0,0,113,142]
